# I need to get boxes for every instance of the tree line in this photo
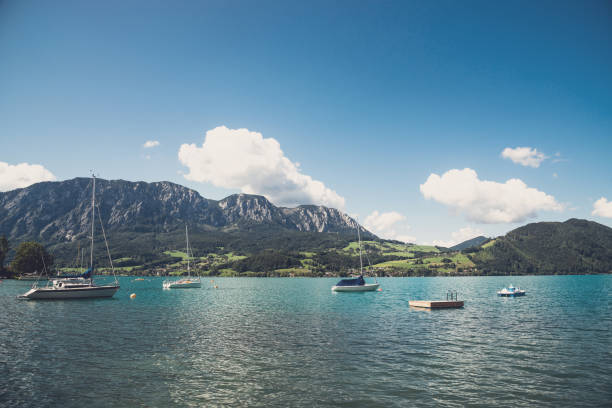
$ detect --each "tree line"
[0,235,54,278]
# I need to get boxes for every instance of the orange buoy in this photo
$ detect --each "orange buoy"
[130,293,136,299]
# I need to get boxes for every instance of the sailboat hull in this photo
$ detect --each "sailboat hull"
[332,283,379,292]
[19,285,120,300]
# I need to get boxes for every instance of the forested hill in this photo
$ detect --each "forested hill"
[469,219,612,274]
[449,236,489,251]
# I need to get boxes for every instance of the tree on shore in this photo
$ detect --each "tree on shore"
[11,242,53,276]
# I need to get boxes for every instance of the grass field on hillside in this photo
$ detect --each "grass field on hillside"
[482,239,497,248]
[164,250,189,259]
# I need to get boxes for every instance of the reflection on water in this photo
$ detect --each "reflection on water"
[1,275,611,407]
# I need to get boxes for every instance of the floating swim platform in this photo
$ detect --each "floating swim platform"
[409,300,464,309]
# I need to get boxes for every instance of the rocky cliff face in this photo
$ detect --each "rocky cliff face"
[219,194,284,224]
[282,205,360,233]
[0,178,370,242]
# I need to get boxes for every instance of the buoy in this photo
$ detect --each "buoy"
[130,293,136,299]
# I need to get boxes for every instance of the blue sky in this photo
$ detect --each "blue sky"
[1,0,611,245]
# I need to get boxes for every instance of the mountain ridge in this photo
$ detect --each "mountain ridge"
[0,178,371,244]
[2,179,611,277]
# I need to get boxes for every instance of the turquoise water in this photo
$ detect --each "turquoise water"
[1,275,610,407]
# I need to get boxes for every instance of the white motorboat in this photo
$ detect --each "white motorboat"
[331,223,379,292]
[17,274,48,281]
[497,285,526,297]
[163,278,201,289]
[163,225,201,289]
[19,175,120,300]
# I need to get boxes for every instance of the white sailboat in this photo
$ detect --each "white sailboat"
[19,175,120,300]
[332,225,380,292]
[163,225,201,289]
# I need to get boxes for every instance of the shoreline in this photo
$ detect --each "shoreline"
[4,272,610,280]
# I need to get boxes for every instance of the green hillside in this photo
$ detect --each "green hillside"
[468,219,612,275]
[3,218,611,278]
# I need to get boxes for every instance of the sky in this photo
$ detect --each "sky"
[1,0,611,246]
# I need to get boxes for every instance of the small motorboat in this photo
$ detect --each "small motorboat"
[17,274,48,281]
[163,278,201,289]
[497,285,526,297]
[332,275,379,292]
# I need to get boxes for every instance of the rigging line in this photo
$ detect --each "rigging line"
[90,175,95,271]
[36,250,49,288]
[357,222,363,275]
[363,246,378,283]
[40,252,47,275]
[74,242,80,269]
[96,203,118,285]
[186,224,190,276]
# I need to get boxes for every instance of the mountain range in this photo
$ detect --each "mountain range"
[1,178,611,276]
[0,177,368,244]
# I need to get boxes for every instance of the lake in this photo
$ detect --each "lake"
[1,275,610,407]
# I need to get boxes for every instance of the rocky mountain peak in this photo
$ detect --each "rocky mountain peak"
[0,178,373,243]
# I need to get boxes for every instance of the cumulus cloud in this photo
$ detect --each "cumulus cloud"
[420,168,562,223]
[433,226,485,248]
[143,140,160,148]
[592,197,612,218]
[363,210,416,243]
[178,126,345,209]
[501,146,547,167]
[0,161,56,192]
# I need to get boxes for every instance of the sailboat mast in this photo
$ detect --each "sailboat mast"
[90,175,95,272]
[357,223,363,275]
[186,224,190,276]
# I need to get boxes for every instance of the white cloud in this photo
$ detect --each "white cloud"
[592,197,612,218]
[178,126,345,209]
[143,140,160,148]
[0,161,56,192]
[363,210,416,243]
[501,146,547,167]
[420,168,562,223]
[432,226,485,248]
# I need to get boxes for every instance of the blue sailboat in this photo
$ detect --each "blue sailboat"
[332,225,380,292]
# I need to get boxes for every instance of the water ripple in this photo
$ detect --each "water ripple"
[1,275,611,407]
